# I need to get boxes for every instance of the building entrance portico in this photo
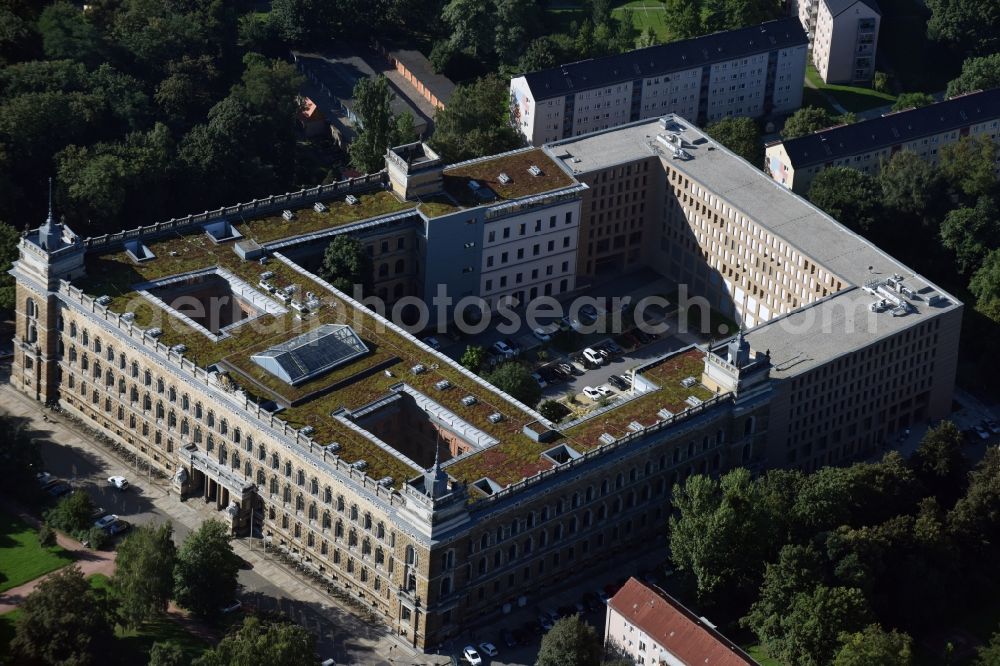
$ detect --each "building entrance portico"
[178,445,256,535]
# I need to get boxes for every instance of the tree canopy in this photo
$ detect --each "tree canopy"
[705,117,762,166]
[969,248,1000,323]
[429,75,523,162]
[781,107,838,139]
[484,362,542,407]
[946,53,1000,97]
[807,167,881,231]
[833,624,913,666]
[320,235,372,296]
[173,519,241,619]
[891,92,936,112]
[194,616,318,666]
[11,565,114,665]
[535,614,602,666]
[927,0,1000,56]
[348,75,397,175]
[114,522,178,628]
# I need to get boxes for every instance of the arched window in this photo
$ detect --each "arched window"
[282,485,292,503]
[322,512,332,529]
[257,470,266,486]
[310,478,319,495]
[376,522,385,540]
[378,263,388,277]
[350,504,358,521]
[106,346,114,362]
[308,503,317,521]
[480,533,489,550]
[615,472,624,489]
[375,547,384,566]
[131,361,139,379]
[296,469,305,486]
[440,577,451,596]
[744,416,756,436]
[394,259,404,274]
[335,520,344,539]
[25,298,36,319]
[348,529,357,547]
[337,495,345,512]
[323,486,332,504]
[295,494,305,512]
[220,419,228,436]
[269,477,279,495]
[405,545,416,566]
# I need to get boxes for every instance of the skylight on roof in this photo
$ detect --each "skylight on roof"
[251,323,369,385]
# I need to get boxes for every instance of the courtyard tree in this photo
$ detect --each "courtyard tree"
[150,641,188,666]
[807,167,881,231]
[909,421,967,502]
[927,0,1000,56]
[194,616,318,666]
[0,412,43,497]
[833,624,913,666]
[539,399,567,422]
[768,585,871,666]
[114,522,177,628]
[460,344,486,373]
[173,519,241,618]
[939,134,999,199]
[891,92,935,111]
[976,628,1000,666]
[947,53,1000,97]
[44,489,96,535]
[878,149,942,217]
[668,469,773,606]
[969,248,1000,322]
[484,362,542,407]
[349,76,396,175]
[705,117,762,166]
[536,615,602,666]
[11,565,114,665]
[429,75,523,162]
[941,198,1000,273]
[781,106,837,139]
[320,235,373,295]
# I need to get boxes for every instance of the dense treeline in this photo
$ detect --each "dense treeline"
[0,0,310,239]
[668,422,1000,665]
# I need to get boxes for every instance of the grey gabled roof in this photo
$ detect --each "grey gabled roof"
[519,18,806,101]
[252,324,369,386]
[824,0,880,17]
[780,88,1000,168]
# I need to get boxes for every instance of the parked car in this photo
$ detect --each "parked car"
[108,475,129,490]
[94,514,118,530]
[532,327,552,342]
[582,386,602,401]
[492,341,515,358]
[502,628,517,648]
[531,372,547,389]
[538,615,554,631]
[35,472,53,486]
[463,645,482,665]
[596,384,615,397]
[582,348,604,365]
[558,363,575,376]
[423,336,441,350]
[46,481,73,498]
[570,359,588,374]
[220,600,242,614]
[479,642,499,657]
[604,340,623,354]
[974,425,991,441]
[105,519,131,536]
[608,375,629,391]
[503,338,521,354]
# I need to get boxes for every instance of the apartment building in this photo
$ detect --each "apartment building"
[765,88,1000,193]
[510,18,807,146]
[10,114,960,652]
[606,577,755,665]
[795,0,880,84]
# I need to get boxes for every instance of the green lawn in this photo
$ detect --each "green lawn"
[612,0,670,42]
[0,511,74,593]
[805,64,896,113]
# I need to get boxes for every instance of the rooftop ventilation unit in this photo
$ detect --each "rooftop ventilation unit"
[411,364,427,375]
[681,376,697,388]
[351,460,368,471]
[146,328,162,338]
[627,421,644,432]
[95,295,112,306]
[345,194,359,205]
[281,209,295,221]
[324,442,342,453]
[435,379,452,391]
[685,395,703,407]
[377,476,393,487]
[468,179,481,191]
[498,172,511,184]
[657,408,674,420]
[260,271,274,280]
[487,412,503,424]
[313,202,328,213]
[527,165,543,177]
[170,344,187,354]
[121,312,136,323]
[461,395,477,406]
[599,433,616,445]
[300,425,315,436]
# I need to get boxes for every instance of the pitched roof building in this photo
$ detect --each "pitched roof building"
[605,578,756,665]
[766,88,1000,192]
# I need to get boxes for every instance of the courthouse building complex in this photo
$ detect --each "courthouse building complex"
[10,115,960,649]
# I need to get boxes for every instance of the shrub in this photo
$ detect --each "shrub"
[37,524,56,548]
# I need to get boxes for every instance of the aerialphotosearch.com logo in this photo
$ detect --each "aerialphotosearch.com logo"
[121,278,885,343]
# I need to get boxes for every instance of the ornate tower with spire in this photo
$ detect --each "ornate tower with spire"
[9,181,85,402]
